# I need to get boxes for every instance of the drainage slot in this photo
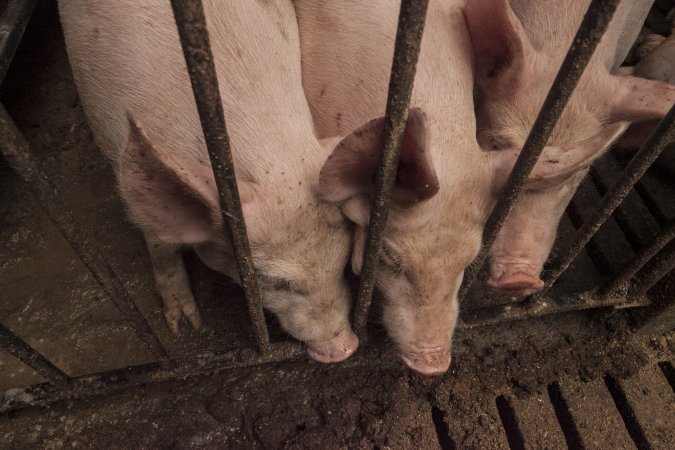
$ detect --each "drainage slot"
[431,405,456,450]
[658,361,675,393]
[634,180,669,228]
[547,383,584,449]
[566,201,613,276]
[495,395,525,450]
[604,375,650,450]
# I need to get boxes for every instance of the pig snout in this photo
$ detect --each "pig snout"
[306,328,359,363]
[400,347,451,376]
[487,261,545,299]
[384,301,458,376]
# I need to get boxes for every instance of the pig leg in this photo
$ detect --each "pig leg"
[145,233,202,333]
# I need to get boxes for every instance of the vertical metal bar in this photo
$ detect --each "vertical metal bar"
[352,0,429,335]
[602,219,675,297]
[459,0,621,299]
[628,242,675,298]
[169,0,271,354]
[0,322,70,385]
[0,104,171,366]
[542,105,675,290]
[0,0,38,83]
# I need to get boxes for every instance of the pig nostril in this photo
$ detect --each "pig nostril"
[487,272,545,293]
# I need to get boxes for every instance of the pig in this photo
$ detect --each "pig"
[621,32,675,176]
[57,0,361,362]
[465,0,675,298]
[295,0,610,374]
[634,34,675,84]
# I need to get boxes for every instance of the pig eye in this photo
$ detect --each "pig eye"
[259,274,308,295]
[259,274,291,291]
[490,136,512,150]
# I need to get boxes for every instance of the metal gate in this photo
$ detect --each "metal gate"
[0,0,673,412]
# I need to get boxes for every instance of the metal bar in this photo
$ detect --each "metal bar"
[352,0,429,335]
[460,290,647,330]
[628,241,675,297]
[459,0,621,299]
[542,105,675,290]
[1,341,305,414]
[0,322,70,385]
[1,280,655,415]
[0,104,171,366]
[0,0,38,83]
[601,219,675,297]
[170,0,271,354]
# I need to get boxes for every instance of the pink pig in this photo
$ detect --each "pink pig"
[295,0,615,374]
[58,0,361,362]
[619,32,675,175]
[465,0,675,298]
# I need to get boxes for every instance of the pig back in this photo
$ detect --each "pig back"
[296,0,476,144]
[509,0,653,71]
[58,0,314,177]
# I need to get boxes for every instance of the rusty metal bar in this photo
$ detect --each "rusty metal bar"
[0,322,70,385]
[542,105,675,290]
[460,290,647,330]
[628,241,675,298]
[0,0,38,83]
[459,0,621,299]
[0,104,171,366]
[170,0,271,354]
[352,0,429,335]
[1,341,305,414]
[601,219,675,297]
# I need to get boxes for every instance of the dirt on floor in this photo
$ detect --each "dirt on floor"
[0,311,672,449]
[0,1,673,449]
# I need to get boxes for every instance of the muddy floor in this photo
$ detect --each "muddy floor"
[0,309,673,449]
[0,1,674,449]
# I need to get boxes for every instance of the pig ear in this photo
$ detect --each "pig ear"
[342,196,371,227]
[319,108,439,207]
[350,226,367,275]
[120,115,221,244]
[490,122,629,192]
[605,75,675,123]
[464,0,533,93]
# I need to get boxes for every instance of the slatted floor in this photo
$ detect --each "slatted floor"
[434,360,675,450]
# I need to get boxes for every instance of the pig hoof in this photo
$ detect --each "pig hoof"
[400,352,451,376]
[306,330,359,363]
[163,300,202,333]
[183,303,203,330]
[486,272,544,298]
[164,307,183,334]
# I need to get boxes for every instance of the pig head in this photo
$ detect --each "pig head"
[319,108,481,375]
[465,0,675,297]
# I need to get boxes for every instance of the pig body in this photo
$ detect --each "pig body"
[58,0,359,362]
[296,0,602,374]
[466,0,675,297]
